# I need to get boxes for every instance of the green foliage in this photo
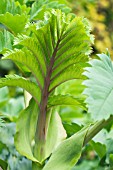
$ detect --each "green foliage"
[0,5,93,169]
[1,0,113,170]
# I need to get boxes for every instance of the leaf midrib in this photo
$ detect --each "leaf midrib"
[35,38,61,143]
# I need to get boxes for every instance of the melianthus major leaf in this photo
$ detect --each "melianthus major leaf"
[83,52,113,120]
[1,9,93,163]
[11,10,93,92]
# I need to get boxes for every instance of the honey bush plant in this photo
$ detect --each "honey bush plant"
[0,0,113,170]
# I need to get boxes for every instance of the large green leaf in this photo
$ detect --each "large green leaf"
[42,126,89,170]
[9,9,93,94]
[1,9,93,163]
[83,53,113,120]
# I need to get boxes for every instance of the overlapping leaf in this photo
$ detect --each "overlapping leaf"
[15,98,40,163]
[48,94,86,109]
[42,126,89,170]
[83,53,113,120]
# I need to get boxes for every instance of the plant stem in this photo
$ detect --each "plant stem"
[83,115,113,146]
